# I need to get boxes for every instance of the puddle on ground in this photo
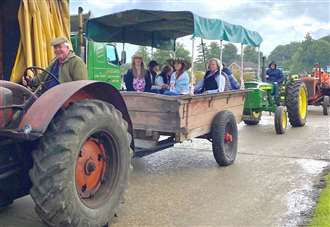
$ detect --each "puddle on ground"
[281,159,329,227]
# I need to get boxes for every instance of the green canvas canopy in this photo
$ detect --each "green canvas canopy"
[86,9,263,50]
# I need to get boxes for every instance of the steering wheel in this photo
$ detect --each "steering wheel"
[23,66,60,96]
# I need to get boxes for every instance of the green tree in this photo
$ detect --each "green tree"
[195,42,209,71]
[175,42,192,62]
[208,42,220,59]
[268,42,300,67]
[153,49,172,65]
[222,43,237,65]
[290,39,330,74]
[243,46,259,64]
[153,42,191,66]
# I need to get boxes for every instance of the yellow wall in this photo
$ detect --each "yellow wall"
[10,0,70,82]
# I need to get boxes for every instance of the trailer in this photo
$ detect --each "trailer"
[123,91,245,165]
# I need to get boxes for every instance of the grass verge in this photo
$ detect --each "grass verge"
[309,173,330,227]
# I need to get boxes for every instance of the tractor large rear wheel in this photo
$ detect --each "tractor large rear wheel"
[29,99,132,227]
[286,81,308,127]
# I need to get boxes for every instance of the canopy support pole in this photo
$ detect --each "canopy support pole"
[191,36,195,92]
[201,38,207,71]
[219,40,223,67]
[257,45,261,80]
[172,39,176,58]
[240,44,245,89]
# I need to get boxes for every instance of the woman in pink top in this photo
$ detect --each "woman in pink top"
[124,54,152,92]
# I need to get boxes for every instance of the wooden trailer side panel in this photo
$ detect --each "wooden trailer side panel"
[122,93,182,133]
[179,92,245,141]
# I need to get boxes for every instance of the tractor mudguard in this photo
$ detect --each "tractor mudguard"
[18,81,133,146]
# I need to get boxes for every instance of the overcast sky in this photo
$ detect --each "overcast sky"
[70,0,330,58]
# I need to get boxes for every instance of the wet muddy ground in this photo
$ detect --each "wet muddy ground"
[0,106,329,227]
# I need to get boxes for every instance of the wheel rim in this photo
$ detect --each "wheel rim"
[252,111,261,119]
[223,123,235,160]
[282,110,287,129]
[75,131,118,208]
[299,86,307,119]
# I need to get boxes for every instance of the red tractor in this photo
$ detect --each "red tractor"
[0,67,133,226]
[301,64,330,115]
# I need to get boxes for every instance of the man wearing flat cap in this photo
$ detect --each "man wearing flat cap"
[22,36,87,90]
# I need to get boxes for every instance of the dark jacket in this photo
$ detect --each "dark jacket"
[124,69,152,92]
[149,70,157,84]
[158,72,171,85]
[266,63,284,83]
[202,70,220,92]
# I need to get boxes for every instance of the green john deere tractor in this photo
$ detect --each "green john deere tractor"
[243,75,308,134]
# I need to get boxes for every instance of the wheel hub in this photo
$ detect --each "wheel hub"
[224,133,233,143]
[75,138,108,199]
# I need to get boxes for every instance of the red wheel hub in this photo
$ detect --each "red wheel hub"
[75,138,107,199]
[224,133,233,143]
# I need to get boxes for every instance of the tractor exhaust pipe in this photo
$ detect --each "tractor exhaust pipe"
[78,7,85,59]
[261,56,266,82]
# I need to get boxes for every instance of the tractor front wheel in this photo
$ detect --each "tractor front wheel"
[211,111,238,166]
[29,99,132,227]
[243,111,262,125]
[274,106,287,134]
[322,96,329,115]
[286,81,308,127]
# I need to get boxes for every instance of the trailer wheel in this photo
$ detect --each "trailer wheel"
[322,96,329,115]
[29,99,132,227]
[274,106,287,134]
[286,81,307,127]
[211,111,238,166]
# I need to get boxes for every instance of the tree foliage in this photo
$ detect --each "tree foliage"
[222,43,238,65]
[152,42,191,66]
[268,34,330,74]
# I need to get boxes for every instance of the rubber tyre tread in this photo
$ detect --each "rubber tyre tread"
[29,99,132,227]
[274,106,286,134]
[285,81,307,127]
[322,96,329,115]
[211,111,238,166]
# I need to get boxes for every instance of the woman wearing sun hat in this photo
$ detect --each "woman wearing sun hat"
[124,54,152,92]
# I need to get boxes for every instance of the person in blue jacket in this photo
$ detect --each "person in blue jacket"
[266,62,284,83]
[222,63,240,90]
[266,61,284,103]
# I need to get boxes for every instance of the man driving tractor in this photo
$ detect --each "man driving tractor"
[266,61,284,104]
[22,37,87,89]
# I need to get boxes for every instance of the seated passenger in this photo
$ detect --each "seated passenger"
[194,58,226,94]
[222,63,240,90]
[148,60,160,84]
[164,58,190,96]
[151,65,173,94]
[124,54,151,92]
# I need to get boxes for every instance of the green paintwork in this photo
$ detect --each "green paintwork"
[243,81,277,114]
[71,35,122,89]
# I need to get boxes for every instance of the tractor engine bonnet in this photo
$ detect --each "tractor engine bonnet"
[0,87,14,128]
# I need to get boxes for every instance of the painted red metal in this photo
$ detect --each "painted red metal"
[18,81,133,142]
